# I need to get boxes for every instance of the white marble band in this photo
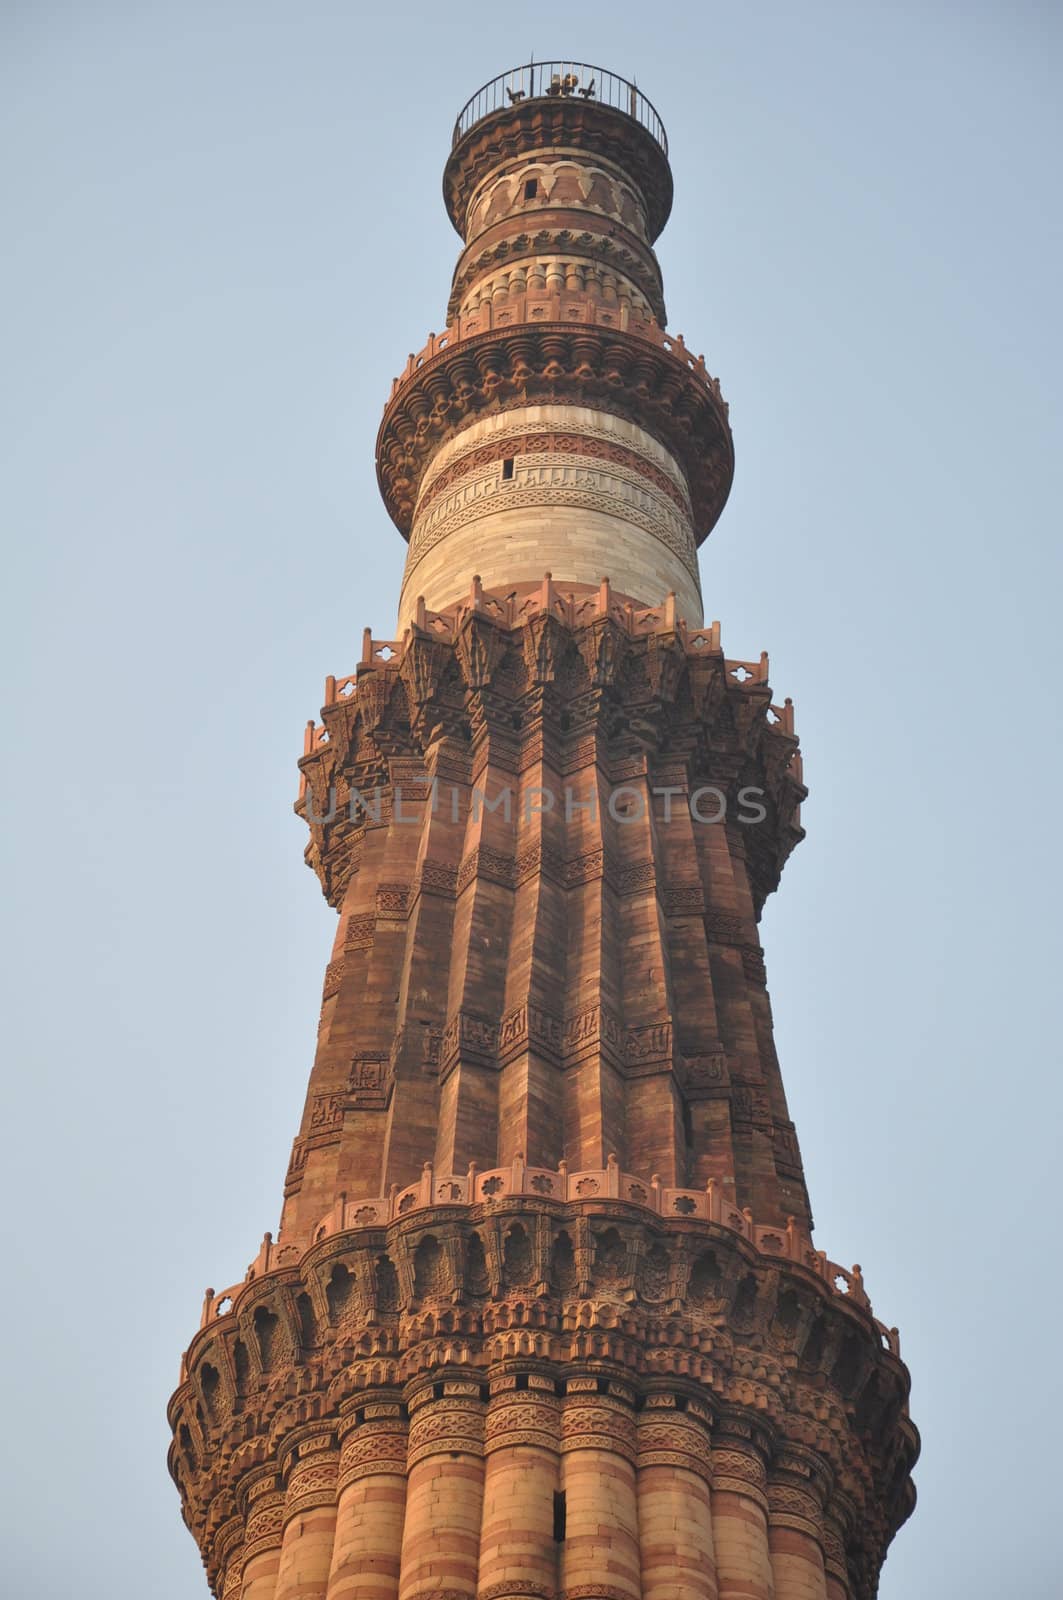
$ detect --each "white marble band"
[397,405,703,632]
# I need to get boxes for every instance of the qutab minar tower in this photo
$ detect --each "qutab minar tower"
[169,61,918,1600]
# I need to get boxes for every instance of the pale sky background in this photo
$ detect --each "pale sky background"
[2,4,1061,1597]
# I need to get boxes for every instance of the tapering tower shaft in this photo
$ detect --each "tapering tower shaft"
[169,63,917,1600]
[378,70,733,633]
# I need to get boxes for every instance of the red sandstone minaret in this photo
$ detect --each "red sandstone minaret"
[170,62,918,1600]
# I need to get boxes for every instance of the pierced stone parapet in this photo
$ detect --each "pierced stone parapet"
[387,307,718,403]
[194,1155,893,1354]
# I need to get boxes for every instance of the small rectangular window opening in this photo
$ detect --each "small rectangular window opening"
[553,1490,567,1542]
[502,457,515,480]
[524,178,538,200]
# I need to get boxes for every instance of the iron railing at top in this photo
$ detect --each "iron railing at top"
[453,62,667,155]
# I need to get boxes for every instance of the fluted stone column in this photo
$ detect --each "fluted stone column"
[241,1471,287,1600]
[820,1508,852,1600]
[326,1401,409,1600]
[398,1381,485,1599]
[215,1515,246,1600]
[709,1435,775,1600]
[274,1432,339,1600]
[767,1450,828,1600]
[477,1376,560,1600]
[767,1522,826,1600]
[636,1396,717,1600]
[559,1380,641,1600]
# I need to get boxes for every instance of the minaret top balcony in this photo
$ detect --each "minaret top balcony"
[444,60,674,245]
[452,61,668,153]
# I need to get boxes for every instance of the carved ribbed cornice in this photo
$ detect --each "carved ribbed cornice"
[444,97,673,241]
[170,1192,917,1598]
[296,580,801,914]
[376,314,733,542]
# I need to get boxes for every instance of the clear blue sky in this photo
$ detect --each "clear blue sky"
[2,4,1060,1596]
